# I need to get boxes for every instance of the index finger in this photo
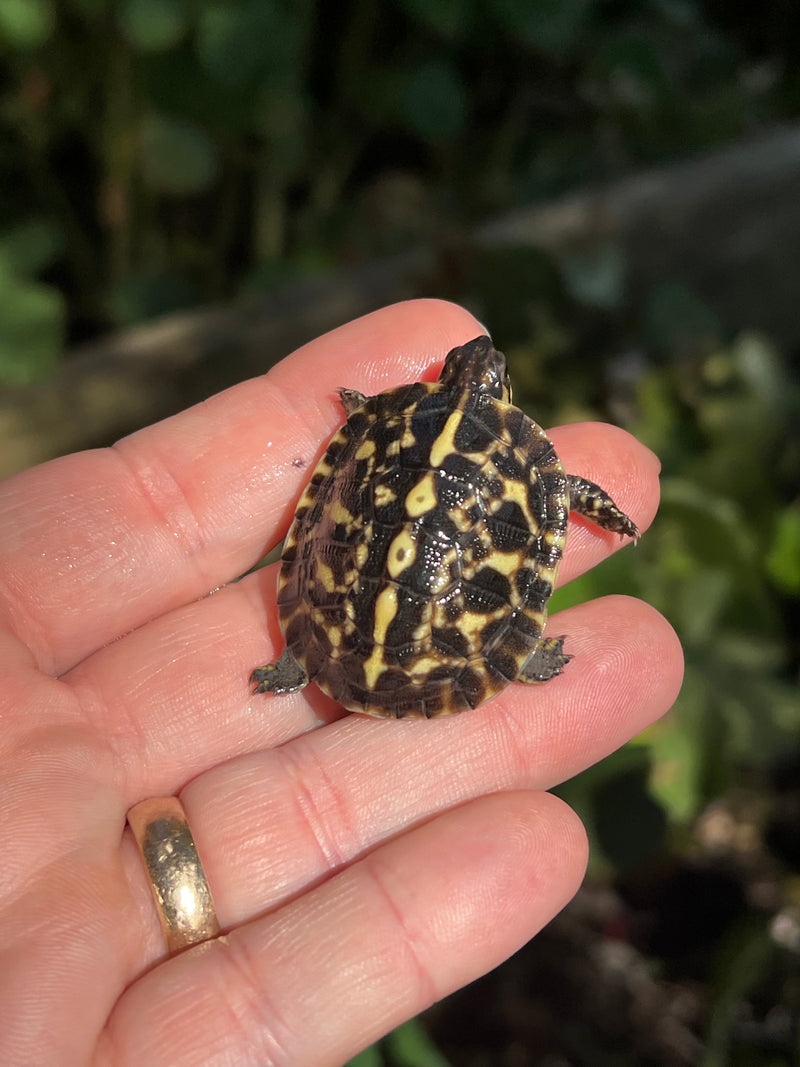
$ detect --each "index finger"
[0,301,486,675]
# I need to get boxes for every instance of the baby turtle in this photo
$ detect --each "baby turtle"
[252,335,638,719]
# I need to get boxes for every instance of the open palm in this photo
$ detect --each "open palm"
[0,300,682,1066]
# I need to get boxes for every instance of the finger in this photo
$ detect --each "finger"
[161,596,682,930]
[107,595,676,1017]
[0,299,484,675]
[99,791,587,1067]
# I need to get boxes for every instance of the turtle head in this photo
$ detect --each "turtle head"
[438,335,511,402]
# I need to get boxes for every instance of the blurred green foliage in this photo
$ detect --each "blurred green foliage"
[1,0,795,381]
[550,323,800,842]
[346,1019,452,1067]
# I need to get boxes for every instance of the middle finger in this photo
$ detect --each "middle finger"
[113,593,679,934]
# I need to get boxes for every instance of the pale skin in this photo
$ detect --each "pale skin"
[0,300,683,1066]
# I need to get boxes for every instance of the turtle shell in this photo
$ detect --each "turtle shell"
[274,336,571,718]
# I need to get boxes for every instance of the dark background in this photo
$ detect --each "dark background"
[2,2,799,1064]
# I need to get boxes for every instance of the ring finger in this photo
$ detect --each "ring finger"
[121,594,681,956]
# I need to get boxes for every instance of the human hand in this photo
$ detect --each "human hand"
[0,300,683,1066]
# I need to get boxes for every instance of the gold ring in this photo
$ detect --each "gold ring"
[127,796,220,954]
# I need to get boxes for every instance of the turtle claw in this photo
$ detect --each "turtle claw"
[251,648,309,695]
[518,636,572,683]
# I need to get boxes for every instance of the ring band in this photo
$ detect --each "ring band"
[127,796,220,954]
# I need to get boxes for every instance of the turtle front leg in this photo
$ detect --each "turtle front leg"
[338,388,368,416]
[251,647,309,695]
[518,636,572,683]
[568,475,639,540]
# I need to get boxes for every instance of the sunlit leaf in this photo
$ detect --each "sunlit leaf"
[766,504,800,595]
[646,715,703,824]
[0,273,64,384]
[0,0,53,48]
[732,331,792,418]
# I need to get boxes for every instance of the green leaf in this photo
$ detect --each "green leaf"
[344,1045,383,1067]
[0,0,53,48]
[0,219,64,278]
[766,504,800,595]
[0,275,64,384]
[386,1018,451,1066]
[118,0,188,53]
[139,115,220,195]
[397,60,467,141]
[645,715,703,824]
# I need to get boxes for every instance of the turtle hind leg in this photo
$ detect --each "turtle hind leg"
[518,636,572,683]
[251,647,309,695]
[568,475,640,540]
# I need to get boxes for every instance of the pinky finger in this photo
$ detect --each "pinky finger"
[96,791,587,1067]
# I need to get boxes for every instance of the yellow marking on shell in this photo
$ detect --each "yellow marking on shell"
[362,584,399,688]
[400,424,416,449]
[386,438,401,458]
[480,550,526,578]
[449,497,479,533]
[458,607,508,646]
[355,542,369,569]
[405,471,438,518]
[409,653,461,681]
[387,529,417,578]
[429,408,463,467]
[374,484,397,507]
[295,486,316,514]
[315,560,339,593]
[330,500,355,526]
[373,584,398,643]
[496,478,540,534]
[543,528,560,547]
[355,438,376,460]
